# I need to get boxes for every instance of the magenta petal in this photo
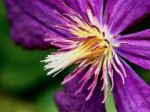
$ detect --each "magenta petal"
[64,0,84,15]
[116,29,150,70]
[5,0,104,49]
[106,0,150,34]
[103,0,118,25]
[64,0,87,18]
[64,0,104,24]
[87,0,104,24]
[113,59,150,112]
[55,71,106,112]
[5,0,70,49]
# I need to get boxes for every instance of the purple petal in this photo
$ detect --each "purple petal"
[64,0,84,15]
[5,0,104,49]
[65,0,104,22]
[103,0,118,25]
[91,0,104,25]
[55,70,106,112]
[5,0,75,49]
[113,59,150,111]
[105,0,150,34]
[115,29,150,70]
[64,0,87,18]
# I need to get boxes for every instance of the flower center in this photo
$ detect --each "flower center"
[43,3,126,103]
[77,38,106,57]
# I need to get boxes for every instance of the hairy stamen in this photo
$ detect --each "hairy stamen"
[43,3,126,103]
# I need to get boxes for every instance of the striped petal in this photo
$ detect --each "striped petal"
[113,59,150,112]
[55,69,106,112]
[115,29,150,70]
[5,0,77,49]
[5,0,104,49]
[104,0,150,34]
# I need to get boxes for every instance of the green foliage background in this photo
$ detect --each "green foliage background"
[0,0,150,112]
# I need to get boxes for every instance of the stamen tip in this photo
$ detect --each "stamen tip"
[102,101,105,104]
[40,60,45,63]
[85,97,90,102]
[46,73,50,76]
[61,80,66,85]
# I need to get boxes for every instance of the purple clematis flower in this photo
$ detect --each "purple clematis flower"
[5,0,150,111]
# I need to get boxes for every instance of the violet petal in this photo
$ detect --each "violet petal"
[5,0,73,49]
[105,0,150,34]
[113,59,150,112]
[55,70,106,112]
[103,0,118,25]
[65,0,104,21]
[115,29,150,70]
[5,0,104,49]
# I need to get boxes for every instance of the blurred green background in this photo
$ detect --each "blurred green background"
[0,1,63,112]
[0,0,150,112]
